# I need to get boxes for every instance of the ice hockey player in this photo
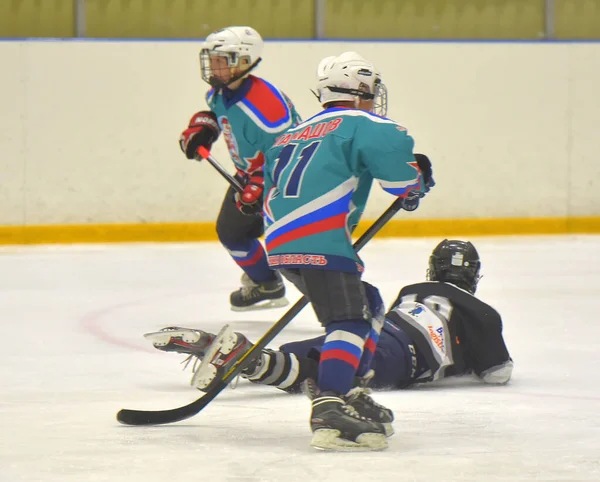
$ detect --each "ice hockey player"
[162,51,435,451]
[145,240,513,449]
[261,51,433,450]
[178,26,302,311]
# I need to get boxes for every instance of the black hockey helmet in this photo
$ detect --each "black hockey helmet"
[427,239,482,294]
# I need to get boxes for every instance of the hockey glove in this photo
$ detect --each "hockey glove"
[414,153,435,192]
[400,191,421,212]
[236,171,264,216]
[179,111,220,159]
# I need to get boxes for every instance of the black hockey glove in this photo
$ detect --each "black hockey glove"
[400,191,421,212]
[414,153,435,192]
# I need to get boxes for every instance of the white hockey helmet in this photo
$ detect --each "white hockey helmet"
[315,51,388,116]
[199,26,264,88]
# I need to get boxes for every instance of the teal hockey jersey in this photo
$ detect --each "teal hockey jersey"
[206,75,302,175]
[263,107,425,273]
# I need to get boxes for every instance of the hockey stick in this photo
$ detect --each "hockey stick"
[116,196,405,426]
[195,146,244,193]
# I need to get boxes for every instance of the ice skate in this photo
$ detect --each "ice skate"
[347,370,394,437]
[303,378,388,452]
[230,272,289,311]
[190,324,259,391]
[143,326,215,357]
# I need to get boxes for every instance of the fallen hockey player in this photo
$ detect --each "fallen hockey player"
[145,239,513,448]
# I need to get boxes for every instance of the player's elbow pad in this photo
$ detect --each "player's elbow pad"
[479,360,514,385]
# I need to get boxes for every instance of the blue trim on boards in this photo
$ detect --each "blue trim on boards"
[0,37,599,44]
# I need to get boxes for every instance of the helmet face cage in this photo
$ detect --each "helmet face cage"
[373,80,388,117]
[199,49,258,89]
[200,49,232,88]
[426,240,482,294]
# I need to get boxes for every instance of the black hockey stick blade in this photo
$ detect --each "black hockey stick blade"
[116,196,404,426]
[116,296,308,426]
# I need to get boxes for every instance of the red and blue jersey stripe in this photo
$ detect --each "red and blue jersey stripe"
[265,180,356,252]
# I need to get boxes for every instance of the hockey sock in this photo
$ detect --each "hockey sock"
[355,320,383,377]
[318,319,371,394]
[225,239,275,283]
[242,350,317,392]
[356,282,385,377]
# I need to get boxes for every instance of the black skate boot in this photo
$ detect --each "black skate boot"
[347,370,394,437]
[230,272,288,311]
[303,378,387,451]
[190,324,261,391]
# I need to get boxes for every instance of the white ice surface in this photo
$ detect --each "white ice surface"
[0,237,599,482]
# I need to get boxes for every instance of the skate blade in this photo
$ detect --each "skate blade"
[190,361,217,391]
[310,429,388,452]
[230,297,289,312]
[190,325,234,391]
[383,423,394,438]
[143,328,201,347]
